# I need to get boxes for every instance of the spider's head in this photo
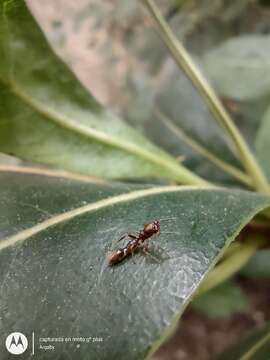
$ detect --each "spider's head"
[144,220,160,235]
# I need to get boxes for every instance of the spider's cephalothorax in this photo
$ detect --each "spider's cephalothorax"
[108,220,160,265]
[142,221,160,237]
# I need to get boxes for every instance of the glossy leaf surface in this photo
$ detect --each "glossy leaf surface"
[0,166,269,359]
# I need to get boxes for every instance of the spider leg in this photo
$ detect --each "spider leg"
[117,232,137,243]
[128,233,138,240]
[141,244,161,263]
[153,243,170,258]
[131,250,137,264]
[143,236,170,259]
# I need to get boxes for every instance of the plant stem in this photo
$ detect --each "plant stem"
[240,331,270,360]
[221,241,243,260]
[156,109,253,187]
[141,0,269,193]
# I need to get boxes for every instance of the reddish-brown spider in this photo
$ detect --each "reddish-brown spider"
[108,218,175,265]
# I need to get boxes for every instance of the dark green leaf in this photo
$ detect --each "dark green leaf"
[0,166,270,359]
[191,281,249,318]
[0,0,199,185]
[241,249,270,278]
[203,35,270,100]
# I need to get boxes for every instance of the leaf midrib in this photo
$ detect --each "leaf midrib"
[0,3,209,186]
[156,109,252,186]
[0,164,106,183]
[0,77,161,162]
[0,76,208,185]
[0,185,214,251]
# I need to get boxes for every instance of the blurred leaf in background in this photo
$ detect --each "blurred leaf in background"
[241,249,270,279]
[0,0,204,186]
[203,35,270,101]
[191,281,249,318]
